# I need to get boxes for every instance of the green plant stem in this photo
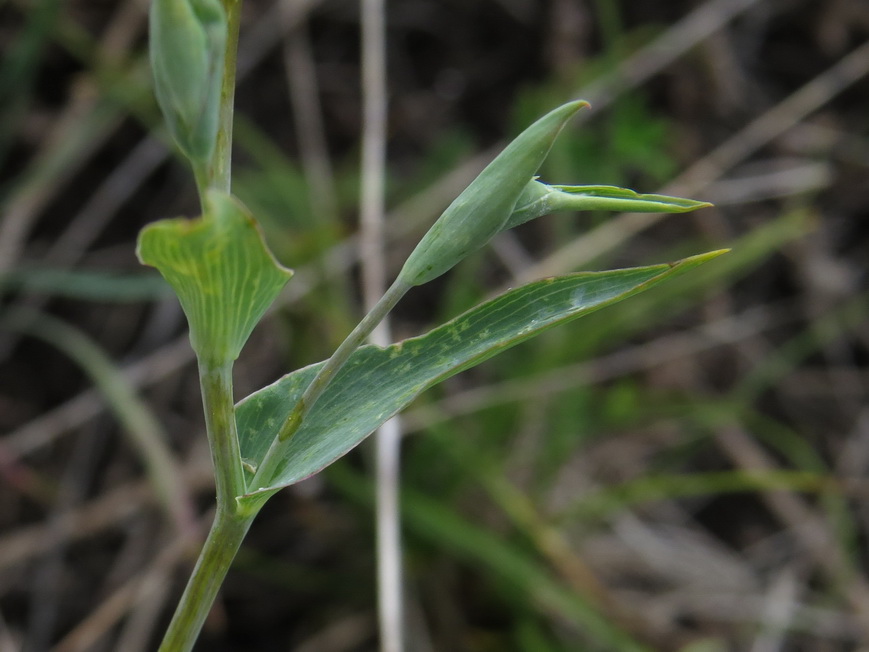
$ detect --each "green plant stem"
[249,277,410,490]
[210,0,241,193]
[279,276,409,442]
[158,507,255,652]
[199,362,246,512]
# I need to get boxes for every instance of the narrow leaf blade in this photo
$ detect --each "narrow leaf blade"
[398,101,588,286]
[237,251,727,500]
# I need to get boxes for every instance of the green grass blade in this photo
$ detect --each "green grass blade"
[237,250,728,499]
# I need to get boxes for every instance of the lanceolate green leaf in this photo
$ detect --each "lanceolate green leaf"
[136,190,293,366]
[236,250,727,501]
[505,180,713,231]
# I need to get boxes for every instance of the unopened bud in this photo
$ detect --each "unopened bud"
[149,0,227,164]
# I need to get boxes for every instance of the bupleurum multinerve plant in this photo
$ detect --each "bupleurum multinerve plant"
[141,1,727,649]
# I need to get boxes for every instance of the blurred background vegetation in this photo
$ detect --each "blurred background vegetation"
[1,0,868,650]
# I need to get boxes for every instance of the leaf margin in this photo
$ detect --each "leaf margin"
[236,249,729,502]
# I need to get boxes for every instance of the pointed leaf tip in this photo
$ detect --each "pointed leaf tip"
[397,100,589,287]
[236,249,724,498]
